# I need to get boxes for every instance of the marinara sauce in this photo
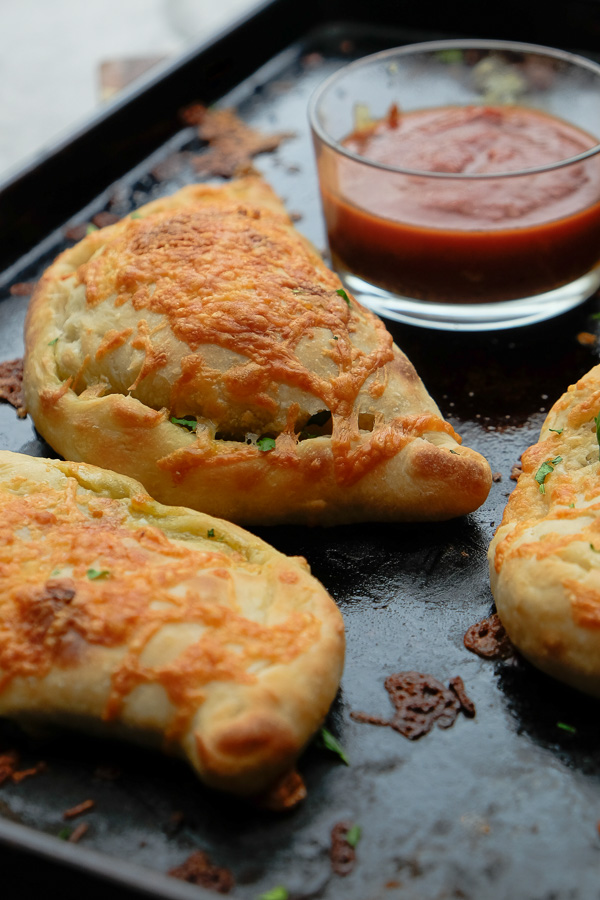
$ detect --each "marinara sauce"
[320,105,600,303]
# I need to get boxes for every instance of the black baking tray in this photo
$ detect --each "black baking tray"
[2,1,600,898]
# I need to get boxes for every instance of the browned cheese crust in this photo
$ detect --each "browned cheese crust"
[489,364,600,697]
[24,177,491,525]
[0,450,344,795]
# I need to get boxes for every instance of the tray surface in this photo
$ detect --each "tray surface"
[1,15,600,900]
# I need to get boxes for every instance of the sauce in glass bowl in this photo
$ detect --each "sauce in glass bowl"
[321,104,600,304]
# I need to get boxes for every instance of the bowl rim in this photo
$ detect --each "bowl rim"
[307,38,600,179]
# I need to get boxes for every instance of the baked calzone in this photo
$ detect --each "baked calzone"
[0,450,344,795]
[24,177,491,525]
[489,364,600,697]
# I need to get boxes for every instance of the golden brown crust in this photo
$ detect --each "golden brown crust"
[488,364,600,696]
[24,177,491,525]
[0,450,344,795]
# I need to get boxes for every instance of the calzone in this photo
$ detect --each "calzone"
[0,451,344,795]
[489,364,600,697]
[24,177,491,525]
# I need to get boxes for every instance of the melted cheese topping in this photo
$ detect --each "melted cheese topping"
[0,473,318,738]
[48,185,457,487]
[492,366,600,633]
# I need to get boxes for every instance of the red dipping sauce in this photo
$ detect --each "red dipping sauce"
[320,105,600,303]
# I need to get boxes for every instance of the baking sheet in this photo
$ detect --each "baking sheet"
[1,13,600,900]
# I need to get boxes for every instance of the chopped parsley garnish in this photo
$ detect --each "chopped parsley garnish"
[534,456,562,493]
[346,824,362,848]
[336,288,351,306]
[591,312,600,320]
[449,449,459,455]
[291,288,303,294]
[594,414,600,460]
[58,827,72,841]
[207,528,215,538]
[318,726,349,766]
[87,568,110,580]
[130,212,141,219]
[86,223,98,234]
[333,335,338,340]
[436,48,463,64]
[258,888,288,900]
[257,436,276,452]
[171,415,197,431]
[591,543,599,552]
[548,428,563,435]
[569,502,575,508]
[48,337,59,346]
[557,722,577,734]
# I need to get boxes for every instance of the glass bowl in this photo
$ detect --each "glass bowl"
[308,39,600,331]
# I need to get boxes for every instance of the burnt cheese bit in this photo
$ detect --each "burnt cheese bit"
[351,671,475,739]
[0,357,25,417]
[463,613,514,660]
[168,850,234,893]
[330,822,359,876]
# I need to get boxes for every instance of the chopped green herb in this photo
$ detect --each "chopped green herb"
[51,569,61,576]
[594,414,600,460]
[591,312,600,320]
[346,824,362,848]
[557,722,577,734]
[171,415,197,431]
[48,337,59,347]
[569,502,575,508]
[534,456,562,493]
[257,436,276,452]
[87,568,110,580]
[436,48,463,64]
[336,288,351,306]
[449,449,459,455]
[130,212,142,219]
[318,726,349,765]
[86,223,98,234]
[548,428,563,435]
[333,335,339,340]
[58,827,72,840]
[258,888,288,900]
[207,528,215,538]
[591,543,599,552]
[291,288,302,294]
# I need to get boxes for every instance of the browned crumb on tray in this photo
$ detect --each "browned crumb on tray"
[492,472,502,482]
[350,671,475,740]
[255,768,307,811]
[182,103,295,177]
[64,223,90,242]
[0,750,47,785]
[464,613,514,660]
[448,675,476,717]
[65,211,121,241]
[9,281,37,296]
[0,357,26,417]
[92,211,120,228]
[63,798,95,820]
[330,822,357,876]
[510,462,523,481]
[68,822,89,843]
[577,331,597,346]
[169,851,234,894]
